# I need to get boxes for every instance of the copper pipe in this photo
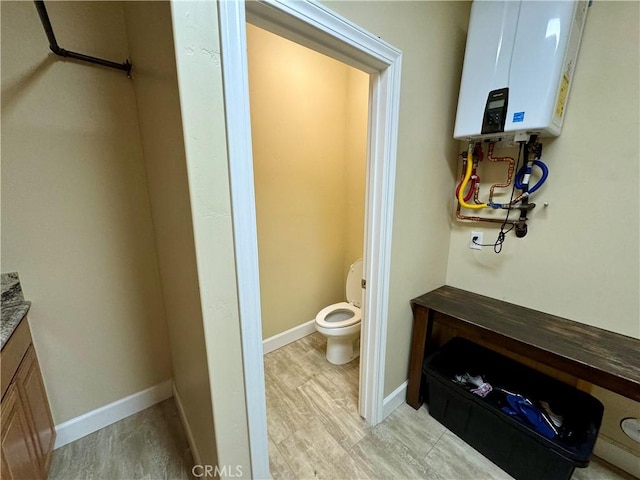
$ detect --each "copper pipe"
[455,142,517,225]
[486,143,515,203]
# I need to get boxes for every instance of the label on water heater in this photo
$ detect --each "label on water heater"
[555,74,570,118]
[513,112,525,123]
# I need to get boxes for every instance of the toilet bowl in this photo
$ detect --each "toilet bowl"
[315,259,363,365]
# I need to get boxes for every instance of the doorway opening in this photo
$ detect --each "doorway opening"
[218,1,402,476]
[247,21,370,462]
[246,19,368,365]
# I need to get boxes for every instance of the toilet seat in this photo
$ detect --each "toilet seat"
[314,259,363,365]
[315,302,361,329]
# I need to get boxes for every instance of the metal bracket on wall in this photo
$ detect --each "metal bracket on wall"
[33,0,132,77]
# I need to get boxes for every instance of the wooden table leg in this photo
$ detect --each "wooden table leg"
[406,306,430,409]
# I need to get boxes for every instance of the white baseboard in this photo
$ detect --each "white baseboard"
[263,319,316,354]
[594,435,640,478]
[172,382,202,465]
[54,379,173,449]
[382,380,408,420]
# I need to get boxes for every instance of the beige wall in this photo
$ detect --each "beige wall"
[123,2,216,465]
[323,1,472,396]
[344,69,369,278]
[0,1,171,424]
[444,2,640,469]
[247,25,368,340]
[169,1,252,475]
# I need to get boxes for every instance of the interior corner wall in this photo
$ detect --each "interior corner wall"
[322,1,472,396]
[246,24,367,340]
[169,1,251,475]
[445,2,640,469]
[123,2,217,466]
[0,1,172,424]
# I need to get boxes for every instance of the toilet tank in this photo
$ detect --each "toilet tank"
[346,259,363,308]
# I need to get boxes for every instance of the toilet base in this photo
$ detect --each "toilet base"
[325,335,360,365]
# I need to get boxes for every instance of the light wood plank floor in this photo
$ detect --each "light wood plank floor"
[265,332,635,480]
[49,398,193,480]
[46,333,635,480]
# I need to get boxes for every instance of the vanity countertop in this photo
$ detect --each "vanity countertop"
[1,272,31,350]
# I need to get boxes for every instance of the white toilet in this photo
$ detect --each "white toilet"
[314,259,363,365]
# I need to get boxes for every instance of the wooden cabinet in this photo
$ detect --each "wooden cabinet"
[1,318,55,480]
[1,384,42,480]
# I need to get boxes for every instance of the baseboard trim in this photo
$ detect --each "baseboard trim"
[262,319,316,354]
[594,435,640,478]
[382,380,408,420]
[54,379,173,449]
[172,382,202,465]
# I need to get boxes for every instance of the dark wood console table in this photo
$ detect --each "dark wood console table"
[407,285,640,409]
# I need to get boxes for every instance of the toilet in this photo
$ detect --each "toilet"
[314,259,363,365]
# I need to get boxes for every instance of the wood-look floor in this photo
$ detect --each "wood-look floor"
[265,332,634,480]
[46,332,634,480]
[48,398,193,480]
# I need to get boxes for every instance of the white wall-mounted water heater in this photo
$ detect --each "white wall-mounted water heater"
[454,0,589,141]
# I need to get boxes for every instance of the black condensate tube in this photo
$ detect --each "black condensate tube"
[33,0,132,76]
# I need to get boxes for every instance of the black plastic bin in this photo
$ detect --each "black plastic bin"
[425,337,604,480]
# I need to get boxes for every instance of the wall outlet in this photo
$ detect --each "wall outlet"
[470,231,483,250]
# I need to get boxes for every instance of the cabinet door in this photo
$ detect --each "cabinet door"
[16,346,55,474]
[1,383,42,480]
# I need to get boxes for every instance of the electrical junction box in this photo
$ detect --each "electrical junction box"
[454,0,589,141]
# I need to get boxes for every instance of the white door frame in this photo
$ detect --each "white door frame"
[218,1,402,477]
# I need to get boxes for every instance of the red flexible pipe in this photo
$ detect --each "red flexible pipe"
[456,174,476,202]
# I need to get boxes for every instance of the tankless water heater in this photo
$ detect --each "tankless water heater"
[454,0,589,141]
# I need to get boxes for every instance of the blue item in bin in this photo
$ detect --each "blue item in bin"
[501,393,558,439]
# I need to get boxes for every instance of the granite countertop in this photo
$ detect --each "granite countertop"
[1,272,31,350]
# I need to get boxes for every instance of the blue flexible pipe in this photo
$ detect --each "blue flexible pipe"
[515,160,549,194]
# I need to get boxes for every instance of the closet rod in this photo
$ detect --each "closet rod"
[34,0,132,77]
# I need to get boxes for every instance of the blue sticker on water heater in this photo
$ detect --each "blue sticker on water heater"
[513,111,525,123]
